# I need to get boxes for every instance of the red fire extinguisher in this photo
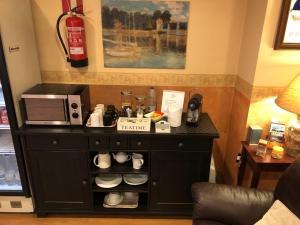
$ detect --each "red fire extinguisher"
[56,3,88,68]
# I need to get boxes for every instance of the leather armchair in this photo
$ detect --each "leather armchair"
[192,156,300,225]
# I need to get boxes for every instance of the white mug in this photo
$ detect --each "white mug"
[90,112,102,127]
[94,104,105,114]
[93,152,111,169]
[94,104,105,116]
[132,153,144,170]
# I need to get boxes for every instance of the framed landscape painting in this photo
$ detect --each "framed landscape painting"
[101,0,190,69]
[275,0,300,49]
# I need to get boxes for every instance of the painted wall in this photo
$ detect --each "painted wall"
[31,0,247,77]
[238,0,268,85]
[254,0,300,87]
[248,0,300,134]
[0,0,41,126]
[228,0,300,189]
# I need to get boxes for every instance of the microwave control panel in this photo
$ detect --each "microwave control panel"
[68,95,82,125]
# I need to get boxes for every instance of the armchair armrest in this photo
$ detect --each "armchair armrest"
[192,182,274,225]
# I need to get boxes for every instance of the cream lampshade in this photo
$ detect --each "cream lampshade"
[275,75,300,157]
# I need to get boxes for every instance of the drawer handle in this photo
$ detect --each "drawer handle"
[137,141,142,147]
[52,140,58,145]
[116,141,121,146]
[95,140,100,145]
[178,142,183,148]
[152,181,157,187]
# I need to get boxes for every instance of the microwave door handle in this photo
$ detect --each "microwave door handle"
[63,99,69,121]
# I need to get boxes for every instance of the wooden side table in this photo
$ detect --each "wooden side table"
[237,142,295,188]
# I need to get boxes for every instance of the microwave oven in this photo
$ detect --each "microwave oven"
[21,84,90,125]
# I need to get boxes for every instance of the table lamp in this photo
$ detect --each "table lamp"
[275,74,300,157]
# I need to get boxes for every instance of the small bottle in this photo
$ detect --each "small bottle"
[147,87,156,113]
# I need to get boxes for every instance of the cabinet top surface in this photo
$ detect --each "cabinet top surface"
[17,113,219,137]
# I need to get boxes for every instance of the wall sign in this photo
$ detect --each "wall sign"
[275,0,300,49]
[101,0,190,69]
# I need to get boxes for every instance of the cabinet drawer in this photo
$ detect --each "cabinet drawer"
[151,136,212,151]
[26,135,88,150]
[130,136,151,150]
[110,136,128,149]
[89,136,109,149]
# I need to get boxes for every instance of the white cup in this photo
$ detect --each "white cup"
[95,104,105,115]
[107,192,122,205]
[168,106,183,127]
[132,153,144,170]
[93,153,111,169]
[91,112,103,127]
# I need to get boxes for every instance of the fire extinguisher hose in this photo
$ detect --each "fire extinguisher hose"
[56,12,70,62]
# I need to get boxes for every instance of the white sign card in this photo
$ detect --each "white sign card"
[117,117,151,132]
[161,90,185,115]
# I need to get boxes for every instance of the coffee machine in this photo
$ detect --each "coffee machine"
[186,94,203,127]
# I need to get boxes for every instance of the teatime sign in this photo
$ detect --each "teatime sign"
[117,118,151,132]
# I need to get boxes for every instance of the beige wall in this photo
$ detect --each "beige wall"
[0,0,41,126]
[31,0,247,77]
[238,0,268,85]
[248,0,300,133]
[29,0,300,187]
[254,0,300,87]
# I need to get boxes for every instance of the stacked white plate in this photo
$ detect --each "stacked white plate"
[95,174,122,188]
[123,174,148,185]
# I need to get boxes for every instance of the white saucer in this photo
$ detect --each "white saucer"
[95,174,122,188]
[123,174,148,186]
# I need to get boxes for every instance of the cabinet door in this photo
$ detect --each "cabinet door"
[28,150,91,210]
[150,151,211,211]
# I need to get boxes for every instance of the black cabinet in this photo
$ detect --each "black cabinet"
[150,151,211,210]
[28,150,91,210]
[18,113,219,216]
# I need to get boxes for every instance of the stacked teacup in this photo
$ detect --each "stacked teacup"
[90,104,105,127]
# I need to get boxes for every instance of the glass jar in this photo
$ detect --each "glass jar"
[285,124,300,157]
[135,96,146,118]
[121,90,133,117]
[256,139,268,158]
[271,146,284,159]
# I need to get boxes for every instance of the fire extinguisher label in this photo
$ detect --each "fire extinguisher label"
[70,47,84,54]
[67,27,85,55]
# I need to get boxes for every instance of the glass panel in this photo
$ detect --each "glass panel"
[0,81,10,129]
[0,130,14,153]
[0,153,22,191]
[0,81,22,191]
[24,98,66,121]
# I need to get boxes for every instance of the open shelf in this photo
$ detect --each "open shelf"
[92,182,148,193]
[90,162,148,175]
[89,151,149,175]
[94,204,148,212]
[93,192,148,212]
[88,149,149,153]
